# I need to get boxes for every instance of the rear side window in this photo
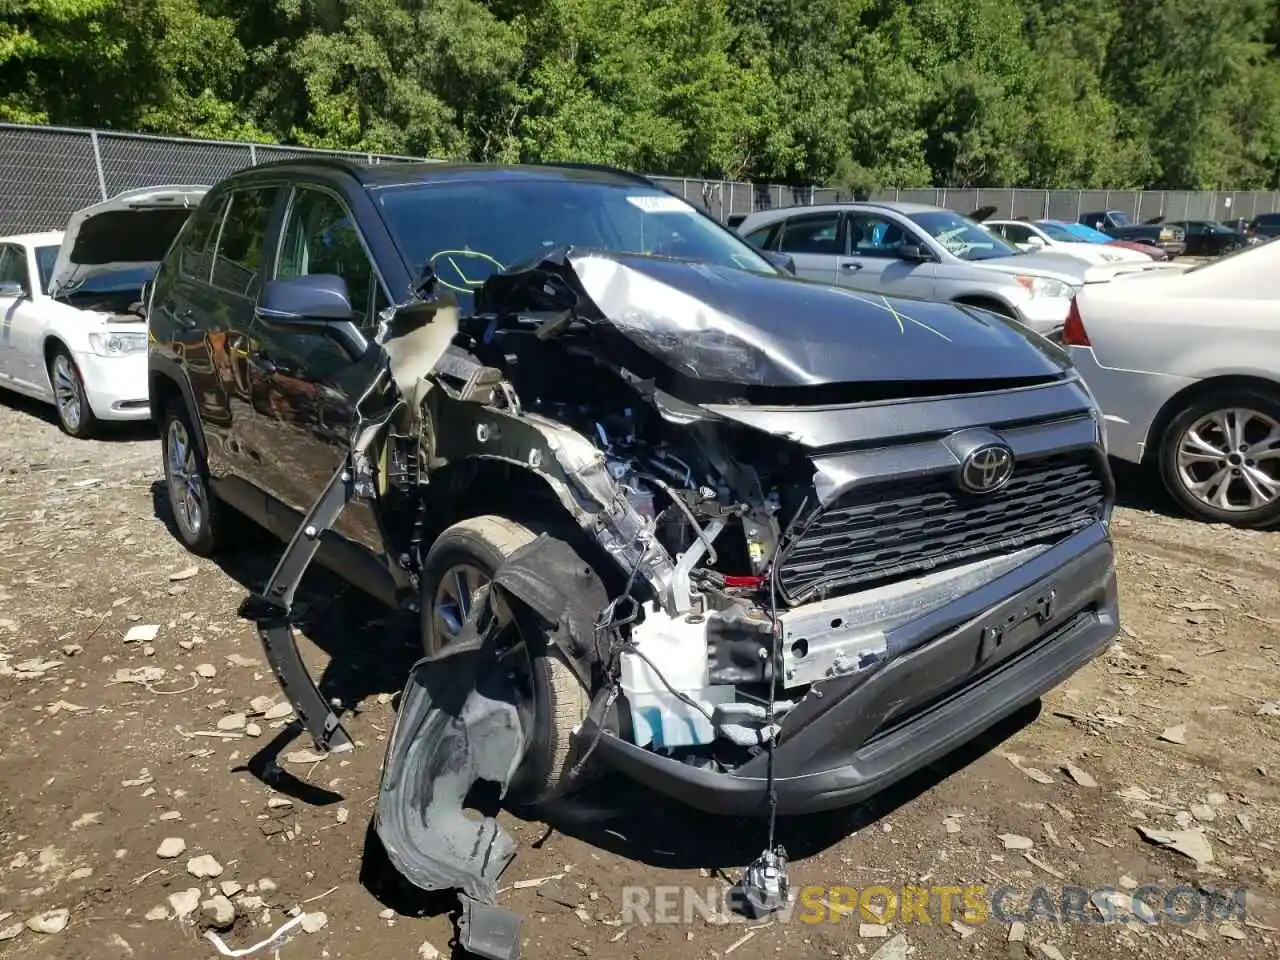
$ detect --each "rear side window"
[778,213,842,255]
[177,196,227,282]
[211,187,279,296]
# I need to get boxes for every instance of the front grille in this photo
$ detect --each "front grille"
[779,453,1106,602]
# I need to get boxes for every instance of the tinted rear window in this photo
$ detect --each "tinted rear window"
[210,187,279,296]
[177,196,227,281]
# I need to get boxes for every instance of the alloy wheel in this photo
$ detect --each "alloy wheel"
[166,418,207,540]
[1174,406,1280,513]
[430,561,536,720]
[52,354,82,432]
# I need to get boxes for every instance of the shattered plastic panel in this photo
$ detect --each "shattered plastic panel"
[375,639,524,904]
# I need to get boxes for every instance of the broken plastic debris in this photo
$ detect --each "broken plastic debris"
[204,914,307,957]
[123,624,159,644]
[1137,826,1214,864]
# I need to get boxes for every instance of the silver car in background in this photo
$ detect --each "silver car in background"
[737,201,1091,335]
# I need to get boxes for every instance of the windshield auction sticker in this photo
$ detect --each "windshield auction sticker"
[627,195,695,213]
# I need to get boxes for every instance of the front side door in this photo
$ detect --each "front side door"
[6,243,53,392]
[0,243,29,381]
[246,183,389,553]
[774,212,842,284]
[838,213,937,299]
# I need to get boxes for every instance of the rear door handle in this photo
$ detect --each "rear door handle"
[841,261,863,272]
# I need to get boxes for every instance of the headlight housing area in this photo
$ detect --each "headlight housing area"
[88,332,147,357]
[1015,274,1074,299]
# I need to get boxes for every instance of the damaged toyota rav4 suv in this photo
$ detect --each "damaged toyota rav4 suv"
[148,159,1117,921]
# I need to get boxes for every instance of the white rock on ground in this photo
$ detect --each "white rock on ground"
[156,837,186,859]
[168,888,201,920]
[216,713,247,732]
[219,880,243,898]
[0,922,23,941]
[26,908,70,934]
[187,854,223,878]
[300,912,327,934]
[202,895,235,929]
[257,878,277,895]
[869,934,908,960]
[144,906,168,921]
[418,941,441,959]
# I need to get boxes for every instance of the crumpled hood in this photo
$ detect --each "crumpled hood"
[478,249,1070,389]
[48,185,208,298]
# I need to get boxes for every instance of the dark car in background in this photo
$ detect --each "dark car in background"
[1248,212,1280,240]
[1078,210,1186,258]
[1165,220,1254,257]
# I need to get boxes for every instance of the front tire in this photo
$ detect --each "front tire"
[420,516,591,804]
[161,399,225,555]
[1158,389,1280,528]
[49,347,95,439]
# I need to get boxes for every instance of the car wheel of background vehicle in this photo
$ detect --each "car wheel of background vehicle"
[1159,389,1280,529]
[161,398,225,555]
[49,348,96,439]
[420,515,591,804]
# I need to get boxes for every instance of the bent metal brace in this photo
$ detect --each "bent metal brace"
[243,365,401,754]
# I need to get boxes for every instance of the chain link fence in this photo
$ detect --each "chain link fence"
[655,178,1280,225]
[3,121,1278,234]
[0,123,422,234]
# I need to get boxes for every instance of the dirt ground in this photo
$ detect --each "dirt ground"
[1,393,1278,960]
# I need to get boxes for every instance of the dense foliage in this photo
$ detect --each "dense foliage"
[3,0,1280,190]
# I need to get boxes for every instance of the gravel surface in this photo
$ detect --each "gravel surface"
[1,392,1278,960]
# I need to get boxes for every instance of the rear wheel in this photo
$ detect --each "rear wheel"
[49,348,96,439]
[420,516,591,804]
[1158,389,1280,528]
[161,399,226,555]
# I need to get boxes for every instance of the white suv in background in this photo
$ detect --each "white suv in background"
[737,201,1090,335]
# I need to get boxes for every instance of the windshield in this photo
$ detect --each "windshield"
[1035,221,1078,242]
[1063,223,1111,244]
[58,265,156,298]
[375,178,775,303]
[907,211,1020,261]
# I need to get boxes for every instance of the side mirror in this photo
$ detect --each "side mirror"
[761,250,797,275]
[256,274,367,360]
[897,242,932,263]
[1025,235,1046,248]
[0,281,26,299]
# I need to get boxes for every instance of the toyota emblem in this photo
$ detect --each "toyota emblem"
[959,443,1015,494]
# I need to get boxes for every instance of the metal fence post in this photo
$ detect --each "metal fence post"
[89,130,108,200]
[249,143,257,165]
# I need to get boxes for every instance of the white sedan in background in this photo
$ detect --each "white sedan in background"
[0,185,206,436]
[1065,241,1280,528]
[986,219,1153,265]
